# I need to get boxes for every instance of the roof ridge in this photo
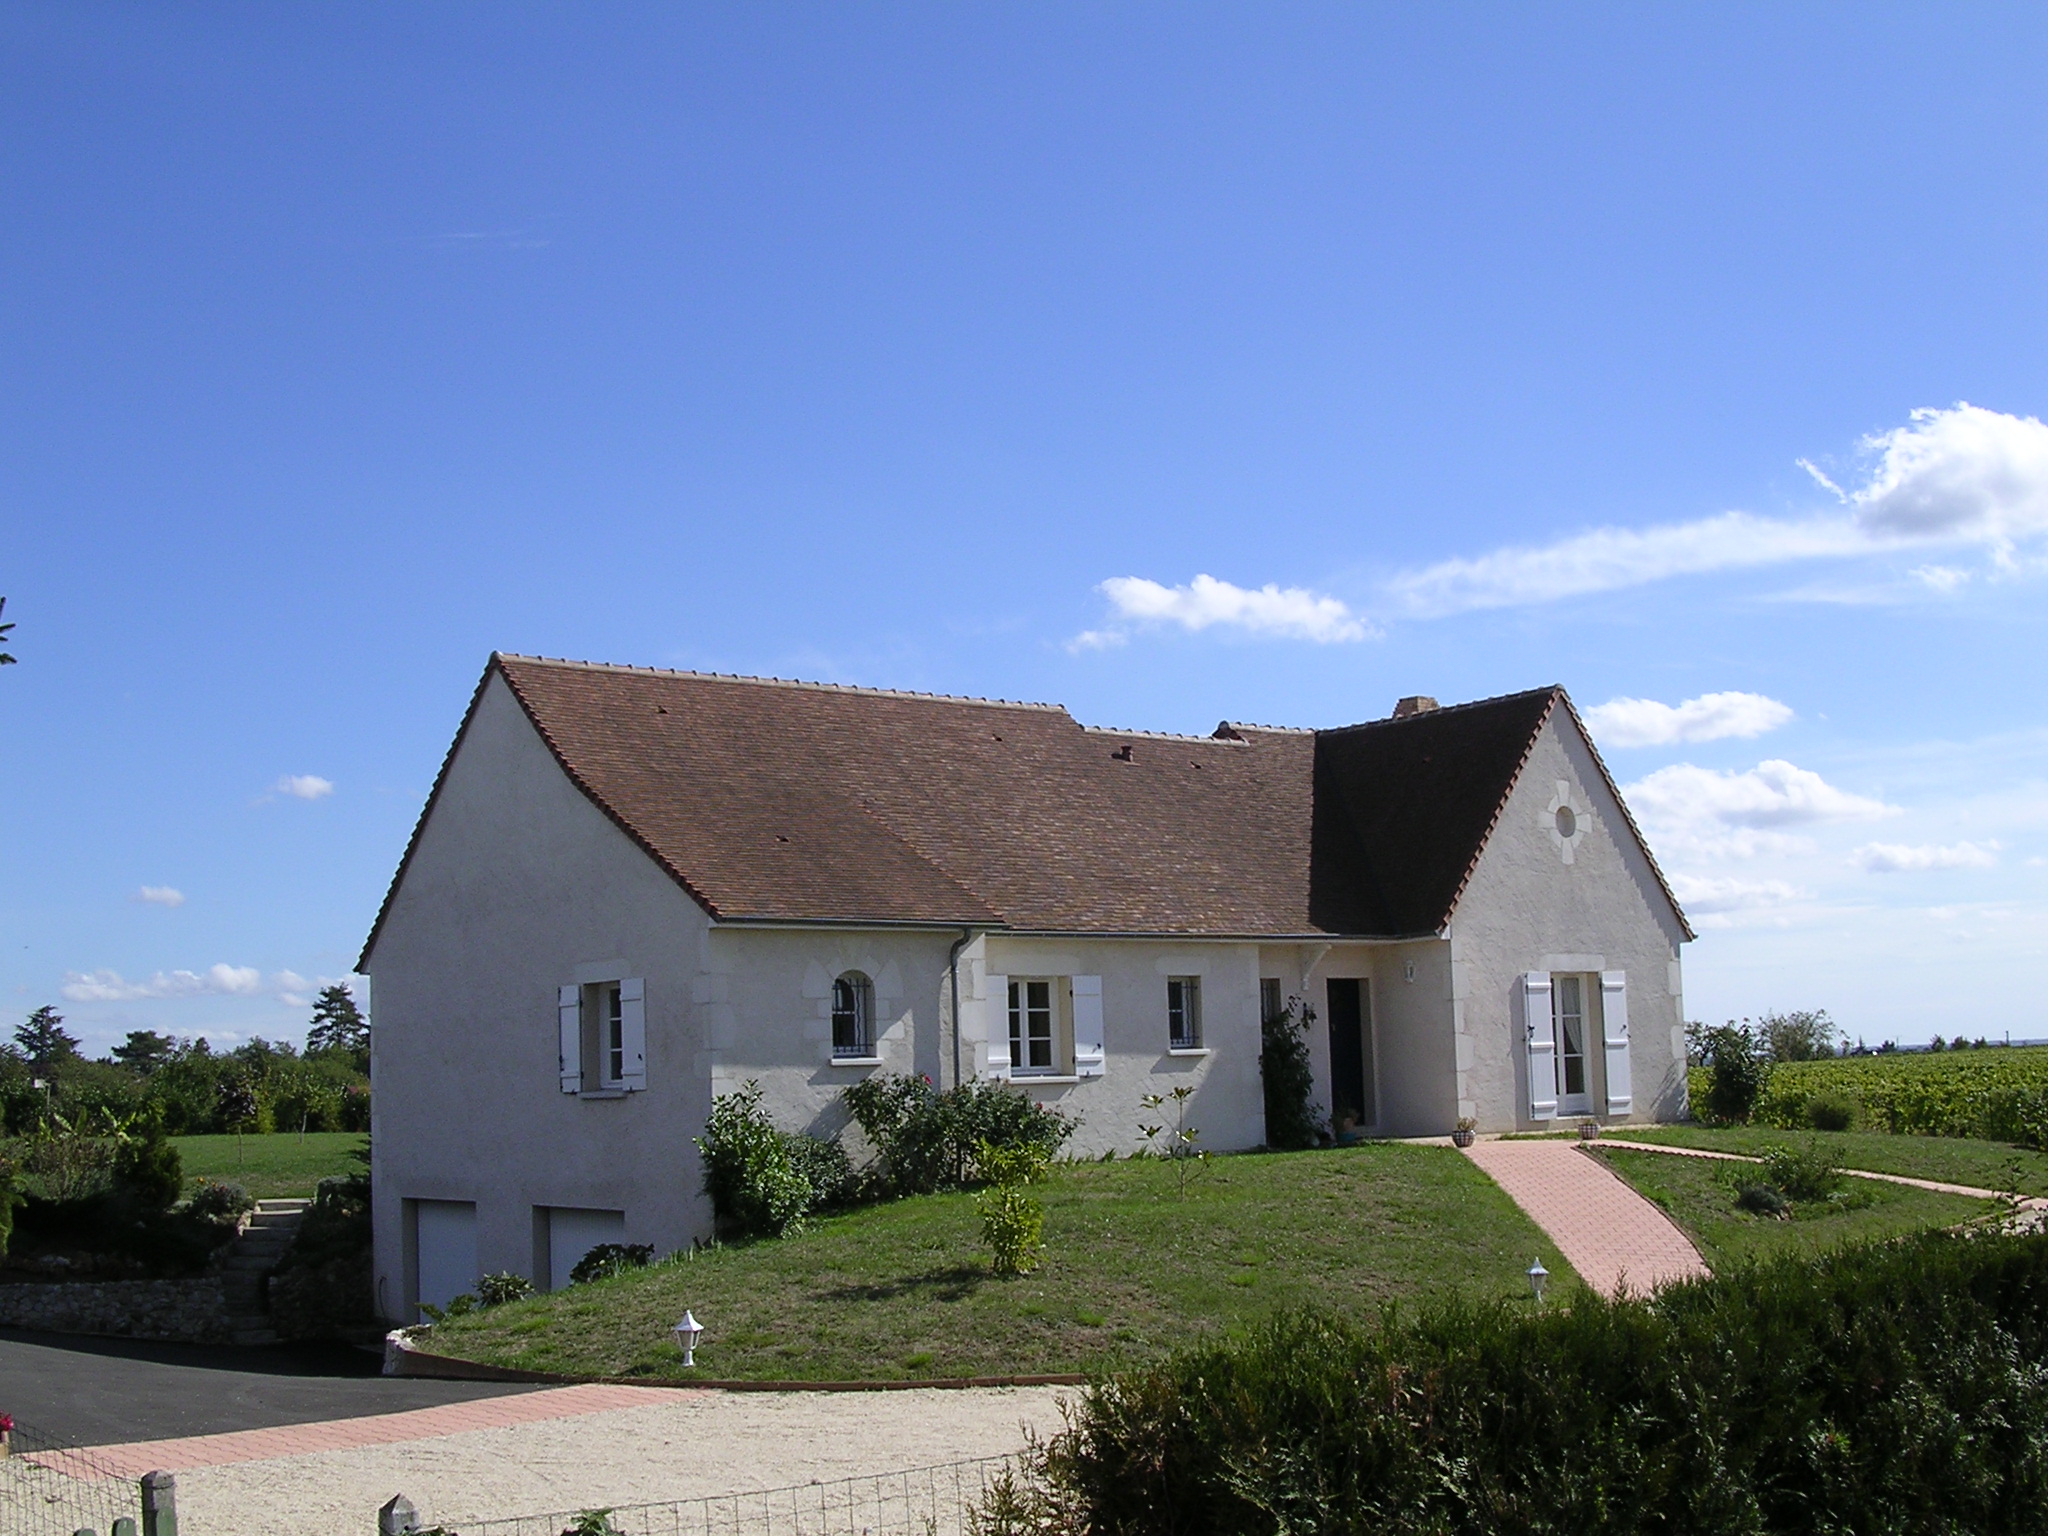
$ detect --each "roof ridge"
[1316,684,1562,735]
[1220,720,1315,736]
[1079,724,1248,745]
[494,654,1069,714]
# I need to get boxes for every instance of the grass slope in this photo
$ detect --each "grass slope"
[1593,1145,1997,1270]
[1603,1124,2048,1197]
[171,1132,364,1199]
[430,1144,1577,1382]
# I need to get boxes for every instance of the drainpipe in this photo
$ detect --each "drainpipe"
[948,928,980,1090]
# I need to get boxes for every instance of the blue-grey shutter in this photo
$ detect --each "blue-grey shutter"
[983,973,1010,1080]
[619,977,647,1091]
[1071,976,1105,1077]
[558,985,582,1094]
[1601,971,1632,1116]
[1523,972,1556,1120]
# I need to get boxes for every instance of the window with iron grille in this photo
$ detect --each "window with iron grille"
[1167,976,1202,1050]
[832,972,875,1058]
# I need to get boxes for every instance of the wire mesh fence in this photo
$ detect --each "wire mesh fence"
[0,1420,143,1536]
[444,1454,1016,1536]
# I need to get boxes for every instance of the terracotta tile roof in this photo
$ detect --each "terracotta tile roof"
[359,658,1688,962]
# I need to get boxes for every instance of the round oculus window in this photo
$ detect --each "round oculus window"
[1554,805,1578,839]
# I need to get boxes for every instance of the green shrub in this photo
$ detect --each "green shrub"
[1757,1142,1844,1203]
[477,1271,535,1307]
[696,1082,813,1238]
[783,1132,854,1210]
[184,1178,254,1224]
[1734,1182,1788,1217]
[1696,1023,1771,1125]
[989,1231,2048,1536]
[569,1242,656,1284]
[1259,995,1321,1150]
[0,1175,20,1258]
[1805,1090,1856,1132]
[842,1074,1073,1195]
[112,1116,183,1210]
[977,1183,1045,1276]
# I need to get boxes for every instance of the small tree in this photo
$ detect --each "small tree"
[1260,995,1322,1150]
[1698,1022,1770,1125]
[306,984,369,1066]
[15,1006,80,1076]
[1140,1085,1205,1199]
[1759,1009,1842,1062]
[217,1076,260,1166]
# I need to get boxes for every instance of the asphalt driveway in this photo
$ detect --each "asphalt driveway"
[0,1327,540,1448]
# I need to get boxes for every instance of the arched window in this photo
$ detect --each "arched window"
[832,972,874,1059]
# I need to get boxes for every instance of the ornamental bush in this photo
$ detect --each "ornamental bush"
[981,1230,2048,1536]
[1696,1022,1771,1125]
[696,1082,813,1238]
[841,1074,1073,1196]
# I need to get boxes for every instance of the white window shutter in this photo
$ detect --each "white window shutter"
[1071,975,1105,1077]
[558,985,582,1094]
[1601,971,1632,1116]
[619,977,647,1091]
[1523,972,1556,1120]
[982,973,1011,1080]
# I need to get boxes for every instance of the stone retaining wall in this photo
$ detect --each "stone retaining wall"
[0,1276,233,1344]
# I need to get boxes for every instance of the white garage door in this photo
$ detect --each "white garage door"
[414,1200,477,1317]
[548,1206,626,1291]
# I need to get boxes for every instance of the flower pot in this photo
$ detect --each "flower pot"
[1578,1122,1601,1141]
[1451,1129,1475,1148]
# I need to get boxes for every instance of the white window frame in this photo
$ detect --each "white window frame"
[1551,972,1594,1114]
[1166,976,1203,1051]
[1008,976,1062,1076]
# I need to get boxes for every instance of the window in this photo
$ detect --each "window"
[1260,977,1284,1025]
[1552,974,1588,1100]
[1167,976,1202,1049]
[1008,978,1056,1073]
[832,972,875,1058]
[604,983,625,1085]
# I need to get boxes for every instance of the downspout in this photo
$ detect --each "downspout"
[948,927,980,1090]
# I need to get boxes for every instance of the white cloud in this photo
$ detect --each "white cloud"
[1667,873,1810,915]
[1849,403,2048,546]
[1851,840,2000,873]
[134,886,186,908]
[1075,574,1373,649]
[63,963,264,1002]
[1585,691,1793,748]
[1385,511,1865,618]
[1379,404,2048,619]
[1627,759,1897,832]
[274,774,334,800]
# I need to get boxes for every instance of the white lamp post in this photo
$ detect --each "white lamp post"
[671,1310,704,1367]
[1526,1260,1549,1305]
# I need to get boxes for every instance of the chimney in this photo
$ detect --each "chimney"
[1392,695,1440,719]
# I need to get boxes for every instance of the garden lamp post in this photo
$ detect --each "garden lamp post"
[1527,1260,1548,1305]
[671,1310,703,1367]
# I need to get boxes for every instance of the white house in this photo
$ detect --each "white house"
[361,655,1692,1319]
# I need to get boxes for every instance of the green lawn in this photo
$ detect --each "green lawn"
[1602,1124,2048,1197]
[428,1143,1578,1382]
[171,1132,364,1199]
[1592,1144,1998,1270]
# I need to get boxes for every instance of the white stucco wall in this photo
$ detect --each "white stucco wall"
[1448,713,1690,1131]
[365,674,714,1321]
[961,936,1268,1159]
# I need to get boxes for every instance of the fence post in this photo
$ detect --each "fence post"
[379,1493,420,1535]
[140,1471,176,1536]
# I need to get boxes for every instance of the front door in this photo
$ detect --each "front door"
[1327,978,1375,1130]
[1552,974,1593,1116]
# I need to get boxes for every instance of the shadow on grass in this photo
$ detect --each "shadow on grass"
[818,1263,991,1304]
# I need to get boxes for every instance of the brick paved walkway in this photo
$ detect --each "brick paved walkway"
[1599,1138,2048,1210]
[69,1382,686,1477]
[1464,1139,1710,1298]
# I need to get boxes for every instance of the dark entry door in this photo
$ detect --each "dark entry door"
[1327,978,1374,1129]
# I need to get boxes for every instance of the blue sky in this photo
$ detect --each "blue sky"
[5,4,2046,1054]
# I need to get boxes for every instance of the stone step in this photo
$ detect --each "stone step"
[256,1198,312,1213]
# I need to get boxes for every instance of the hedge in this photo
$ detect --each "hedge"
[987,1230,2048,1536]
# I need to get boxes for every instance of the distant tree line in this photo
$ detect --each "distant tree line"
[0,986,369,1136]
